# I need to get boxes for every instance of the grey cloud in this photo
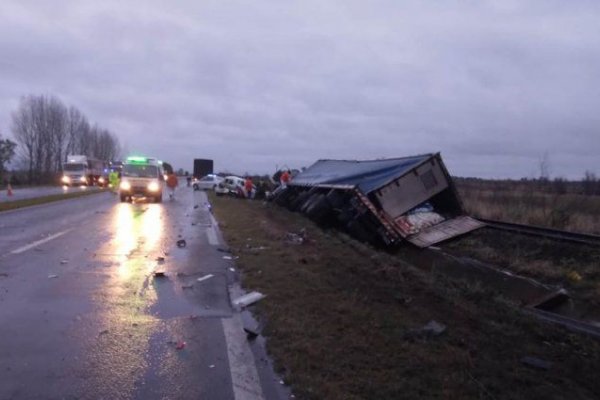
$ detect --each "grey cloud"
[1,1,599,178]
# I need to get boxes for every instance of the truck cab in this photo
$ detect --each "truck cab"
[62,157,89,186]
[119,157,165,203]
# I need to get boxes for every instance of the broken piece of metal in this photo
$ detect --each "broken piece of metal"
[232,291,266,308]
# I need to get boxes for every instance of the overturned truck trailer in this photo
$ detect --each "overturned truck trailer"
[271,153,484,247]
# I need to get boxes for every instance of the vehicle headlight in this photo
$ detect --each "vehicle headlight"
[120,181,131,191]
[98,177,105,183]
[80,176,87,182]
[148,181,160,192]
[61,176,70,183]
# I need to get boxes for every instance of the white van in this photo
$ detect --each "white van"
[119,157,165,203]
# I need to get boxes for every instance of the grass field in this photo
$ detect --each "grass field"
[211,194,600,400]
[457,182,600,235]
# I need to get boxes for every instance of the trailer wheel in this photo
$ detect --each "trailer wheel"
[345,220,373,243]
[306,194,330,222]
[300,193,321,214]
[290,191,311,211]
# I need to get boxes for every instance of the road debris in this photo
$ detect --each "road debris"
[154,271,166,278]
[229,268,235,272]
[182,284,193,289]
[99,329,109,335]
[156,256,165,262]
[209,364,215,368]
[284,231,305,245]
[176,239,187,248]
[520,356,553,371]
[197,274,214,282]
[48,274,59,279]
[176,341,186,350]
[404,320,447,340]
[60,260,68,265]
[217,247,231,253]
[194,205,199,209]
[233,291,266,308]
[0,273,8,278]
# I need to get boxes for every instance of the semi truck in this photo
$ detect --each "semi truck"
[270,153,484,248]
[193,159,214,179]
[61,155,106,186]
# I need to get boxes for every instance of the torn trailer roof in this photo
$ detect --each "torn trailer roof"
[272,153,484,247]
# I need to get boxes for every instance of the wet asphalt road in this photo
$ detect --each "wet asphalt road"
[0,185,101,203]
[0,188,285,400]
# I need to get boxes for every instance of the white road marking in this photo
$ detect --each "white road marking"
[197,274,214,282]
[205,212,220,245]
[10,229,72,255]
[207,225,219,245]
[222,315,265,400]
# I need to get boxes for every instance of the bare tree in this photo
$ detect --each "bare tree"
[11,94,122,183]
[11,97,36,182]
[583,171,598,195]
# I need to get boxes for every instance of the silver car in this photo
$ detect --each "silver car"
[193,174,224,191]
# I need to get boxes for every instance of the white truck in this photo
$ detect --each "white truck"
[61,155,106,186]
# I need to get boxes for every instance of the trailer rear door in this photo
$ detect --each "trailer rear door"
[406,216,485,247]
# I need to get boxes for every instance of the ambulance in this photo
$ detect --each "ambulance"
[119,156,165,202]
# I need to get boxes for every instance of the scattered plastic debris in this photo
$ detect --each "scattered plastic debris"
[176,341,186,350]
[177,239,187,248]
[223,256,233,260]
[48,274,59,279]
[284,230,306,245]
[521,356,553,370]
[229,268,235,272]
[209,364,215,368]
[197,274,214,282]
[404,320,447,340]
[233,291,266,308]
[566,270,582,283]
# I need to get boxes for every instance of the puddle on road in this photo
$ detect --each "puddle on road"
[148,275,230,319]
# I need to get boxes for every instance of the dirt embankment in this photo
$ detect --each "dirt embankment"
[211,194,600,400]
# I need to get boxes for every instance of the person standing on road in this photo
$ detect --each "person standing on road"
[109,170,119,193]
[166,172,178,200]
[244,176,254,199]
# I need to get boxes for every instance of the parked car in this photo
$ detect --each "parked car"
[193,174,223,191]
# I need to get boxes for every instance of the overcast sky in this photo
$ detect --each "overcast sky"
[1,1,599,178]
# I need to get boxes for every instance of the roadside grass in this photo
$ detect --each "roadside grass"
[0,188,105,212]
[442,229,600,311]
[210,194,600,400]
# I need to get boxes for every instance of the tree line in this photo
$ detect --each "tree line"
[10,94,121,183]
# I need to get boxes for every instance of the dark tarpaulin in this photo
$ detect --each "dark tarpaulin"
[290,154,433,194]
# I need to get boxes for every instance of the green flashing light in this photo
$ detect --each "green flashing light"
[127,156,148,163]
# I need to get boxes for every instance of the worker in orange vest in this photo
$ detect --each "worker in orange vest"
[244,176,254,199]
[280,170,291,188]
[166,172,178,200]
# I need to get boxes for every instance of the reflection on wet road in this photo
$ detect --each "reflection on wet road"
[0,189,275,399]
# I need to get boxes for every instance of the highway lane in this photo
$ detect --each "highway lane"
[0,185,102,203]
[0,188,285,399]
